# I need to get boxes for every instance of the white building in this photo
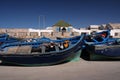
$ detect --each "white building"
[28,28,53,37]
[106,23,120,38]
[110,29,120,38]
[73,28,91,35]
[87,25,101,31]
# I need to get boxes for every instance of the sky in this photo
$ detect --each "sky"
[0,0,120,29]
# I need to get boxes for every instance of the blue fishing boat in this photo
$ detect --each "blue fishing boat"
[81,30,120,60]
[0,34,85,66]
[84,38,120,60]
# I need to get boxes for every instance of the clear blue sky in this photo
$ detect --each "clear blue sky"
[0,0,120,29]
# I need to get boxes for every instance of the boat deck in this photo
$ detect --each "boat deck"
[0,46,32,54]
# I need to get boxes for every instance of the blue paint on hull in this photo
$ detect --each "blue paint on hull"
[95,45,120,57]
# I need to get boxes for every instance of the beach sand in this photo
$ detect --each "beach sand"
[0,59,120,80]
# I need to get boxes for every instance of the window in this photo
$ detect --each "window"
[51,32,53,36]
[71,32,74,36]
[30,32,38,36]
[62,27,66,32]
[81,32,87,34]
[115,33,118,36]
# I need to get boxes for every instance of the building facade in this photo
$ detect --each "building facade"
[0,23,120,38]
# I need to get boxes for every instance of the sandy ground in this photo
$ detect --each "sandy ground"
[0,59,120,80]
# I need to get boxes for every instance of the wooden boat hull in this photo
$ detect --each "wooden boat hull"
[0,34,85,66]
[0,47,81,66]
[82,44,120,60]
[89,53,120,61]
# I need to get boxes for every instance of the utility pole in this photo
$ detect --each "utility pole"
[43,15,45,29]
[38,16,40,29]
[38,15,45,29]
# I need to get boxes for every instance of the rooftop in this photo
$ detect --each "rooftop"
[53,20,72,27]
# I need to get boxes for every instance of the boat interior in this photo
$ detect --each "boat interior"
[0,40,72,54]
[85,31,109,42]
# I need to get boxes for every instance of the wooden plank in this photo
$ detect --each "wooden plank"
[16,46,32,54]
